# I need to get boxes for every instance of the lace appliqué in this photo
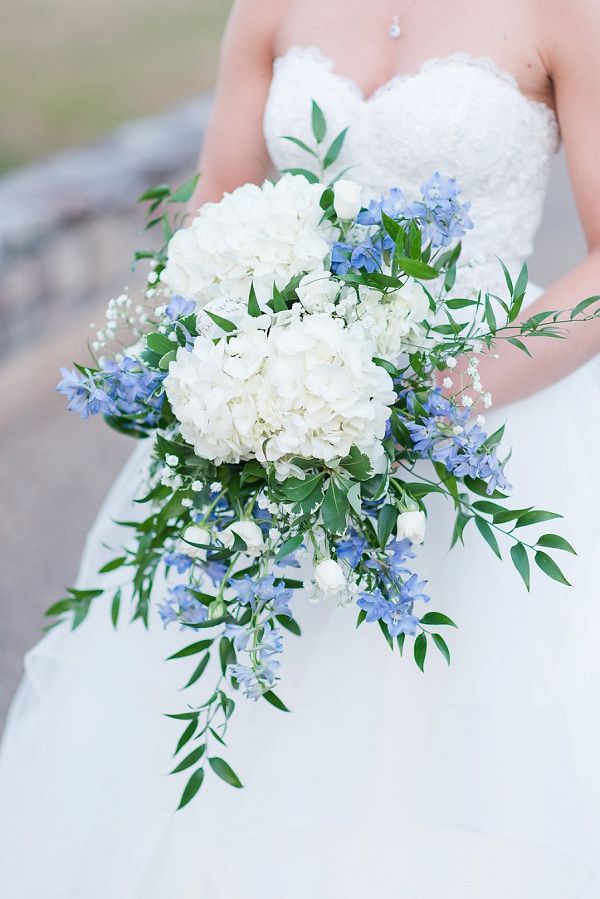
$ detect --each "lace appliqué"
[265,46,560,294]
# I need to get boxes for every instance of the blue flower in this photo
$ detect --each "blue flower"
[164,552,193,574]
[165,295,196,321]
[350,240,382,273]
[224,622,253,652]
[357,577,428,638]
[57,367,116,419]
[158,584,208,628]
[331,241,353,275]
[336,530,367,568]
[203,559,228,586]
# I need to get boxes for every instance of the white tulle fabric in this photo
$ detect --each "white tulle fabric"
[1,48,599,899]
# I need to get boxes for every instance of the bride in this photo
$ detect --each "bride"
[2,1,600,896]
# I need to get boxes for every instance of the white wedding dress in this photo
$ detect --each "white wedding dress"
[1,47,600,898]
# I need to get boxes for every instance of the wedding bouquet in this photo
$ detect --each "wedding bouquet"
[54,104,598,807]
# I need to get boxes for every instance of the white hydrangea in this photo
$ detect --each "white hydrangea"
[164,312,395,478]
[161,174,334,308]
[296,272,340,313]
[345,280,431,364]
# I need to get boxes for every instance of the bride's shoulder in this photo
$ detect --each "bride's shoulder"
[226,0,290,40]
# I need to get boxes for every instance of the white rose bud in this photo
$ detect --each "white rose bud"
[332,179,363,221]
[314,558,347,598]
[396,510,426,545]
[180,525,211,560]
[220,520,265,557]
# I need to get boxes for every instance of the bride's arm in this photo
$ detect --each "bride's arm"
[475,3,600,409]
[187,0,282,209]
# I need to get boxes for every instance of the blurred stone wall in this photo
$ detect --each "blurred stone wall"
[0,95,212,360]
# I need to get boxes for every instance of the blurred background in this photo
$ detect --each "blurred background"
[0,0,586,730]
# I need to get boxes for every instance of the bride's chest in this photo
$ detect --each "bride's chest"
[263,48,558,204]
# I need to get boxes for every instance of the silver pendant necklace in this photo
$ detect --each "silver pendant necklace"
[389,16,402,39]
[389,1,417,39]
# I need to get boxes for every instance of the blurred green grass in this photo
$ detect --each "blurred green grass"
[0,0,232,174]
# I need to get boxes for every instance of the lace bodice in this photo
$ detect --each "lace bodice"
[264,47,560,291]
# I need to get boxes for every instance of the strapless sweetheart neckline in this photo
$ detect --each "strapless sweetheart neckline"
[274,46,558,129]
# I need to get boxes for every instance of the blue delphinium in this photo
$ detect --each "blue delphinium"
[331,238,383,276]
[336,530,368,568]
[402,389,511,495]
[357,587,423,638]
[228,622,284,699]
[101,356,165,423]
[158,584,208,628]
[58,356,165,426]
[164,552,194,574]
[57,367,116,419]
[165,295,196,321]
[355,173,473,254]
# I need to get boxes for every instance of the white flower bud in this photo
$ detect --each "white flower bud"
[396,510,426,545]
[220,520,265,557]
[180,525,211,560]
[314,559,346,598]
[333,179,363,221]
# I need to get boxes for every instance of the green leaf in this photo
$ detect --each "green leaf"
[146,332,175,355]
[311,100,327,143]
[171,744,206,774]
[168,639,213,661]
[414,632,428,672]
[534,551,571,586]
[419,612,458,628]
[175,719,198,755]
[159,350,177,370]
[484,296,497,333]
[111,589,121,629]
[377,504,398,548]
[177,767,205,809]
[450,511,471,549]
[570,294,600,320]
[446,297,478,310]
[340,446,373,481]
[498,257,514,295]
[280,472,324,503]
[183,652,211,689]
[219,636,236,676]
[432,633,451,665]
[208,756,243,788]
[270,285,288,312]
[536,534,576,554]
[262,690,290,712]
[475,517,502,559]
[515,509,563,529]
[323,127,349,169]
[276,614,301,636]
[513,262,529,300]
[472,500,507,517]
[395,256,440,280]
[281,167,320,184]
[247,282,261,317]
[281,135,319,158]
[346,482,362,515]
[507,337,532,358]
[137,184,170,203]
[510,542,531,590]
[381,212,401,241]
[169,173,200,204]
[397,633,406,656]
[275,533,304,560]
[204,310,237,333]
[321,478,350,534]
[99,556,127,574]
